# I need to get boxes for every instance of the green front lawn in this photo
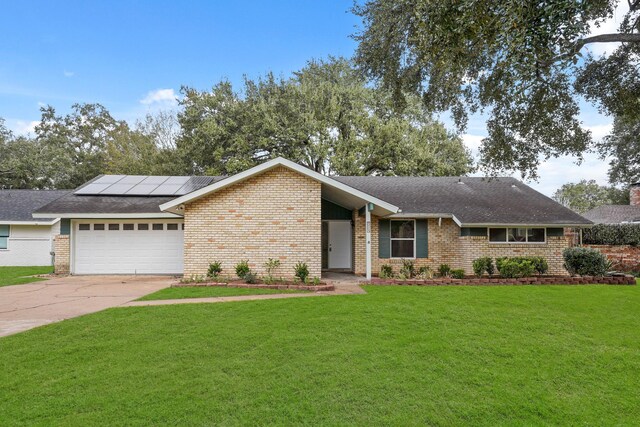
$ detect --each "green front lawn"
[137,285,309,301]
[0,266,53,287]
[2,284,640,425]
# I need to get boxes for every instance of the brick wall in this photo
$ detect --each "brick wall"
[53,235,70,274]
[183,166,321,279]
[354,216,570,276]
[584,244,640,273]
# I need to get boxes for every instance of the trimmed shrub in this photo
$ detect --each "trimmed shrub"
[472,257,494,277]
[583,224,640,246]
[294,261,309,283]
[563,247,610,276]
[438,264,451,277]
[417,266,434,279]
[498,259,535,278]
[400,259,415,278]
[235,260,250,279]
[528,256,549,275]
[207,261,222,278]
[243,272,259,284]
[496,256,548,276]
[380,264,393,279]
[450,269,465,279]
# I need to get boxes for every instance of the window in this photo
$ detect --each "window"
[123,224,134,231]
[0,225,9,249]
[93,224,105,231]
[108,224,120,231]
[78,224,90,231]
[138,224,149,231]
[152,223,164,231]
[167,223,178,231]
[489,228,546,243]
[390,220,415,258]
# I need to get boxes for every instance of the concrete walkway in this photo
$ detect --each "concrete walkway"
[0,275,174,337]
[124,277,367,307]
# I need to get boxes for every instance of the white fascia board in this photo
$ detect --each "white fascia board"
[0,219,59,226]
[159,157,400,214]
[458,222,593,228]
[32,212,182,219]
[386,213,463,226]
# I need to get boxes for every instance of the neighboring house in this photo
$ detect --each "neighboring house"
[0,190,69,266]
[582,184,640,224]
[33,157,591,278]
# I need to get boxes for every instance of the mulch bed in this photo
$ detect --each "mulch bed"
[172,281,334,292]
[365,275,636,286]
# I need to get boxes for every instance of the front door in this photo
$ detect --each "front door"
[328,221,352,269]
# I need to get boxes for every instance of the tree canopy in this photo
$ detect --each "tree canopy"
[553,179,629,213]
[178,57,473,176]
[353,0,640,182]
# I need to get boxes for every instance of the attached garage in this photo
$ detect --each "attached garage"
[73,220,183,274]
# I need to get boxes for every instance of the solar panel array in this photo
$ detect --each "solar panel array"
[75,175,215,196]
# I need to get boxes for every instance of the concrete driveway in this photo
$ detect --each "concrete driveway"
[0,275,175,337]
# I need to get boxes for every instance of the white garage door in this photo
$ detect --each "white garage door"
[74,221,183,274]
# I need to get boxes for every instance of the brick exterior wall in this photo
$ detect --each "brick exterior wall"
[183,166,321,279]
[584,244,640,273]
[354,216,570,276]
[630,184,640,206]
[53,235,70,274]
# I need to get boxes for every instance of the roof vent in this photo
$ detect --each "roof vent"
[511,184,517,188]
[458,178,463,185]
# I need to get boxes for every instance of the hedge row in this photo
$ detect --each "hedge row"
[583,224,640,246]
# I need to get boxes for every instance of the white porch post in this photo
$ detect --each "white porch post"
[365,203,372,280]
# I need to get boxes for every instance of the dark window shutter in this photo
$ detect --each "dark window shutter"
[416,219,428,258]
[378,219,390,258]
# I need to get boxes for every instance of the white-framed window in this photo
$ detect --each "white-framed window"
[0,224,9,249]
[390,219,415,258]
[489,227,546,243]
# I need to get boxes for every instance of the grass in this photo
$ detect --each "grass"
[137,285,309,301]
[0,266,53,287]
[1,283,640,425]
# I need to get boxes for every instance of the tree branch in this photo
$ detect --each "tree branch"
[575,33,640,49]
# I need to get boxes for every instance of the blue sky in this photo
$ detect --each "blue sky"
[0,0,621,195]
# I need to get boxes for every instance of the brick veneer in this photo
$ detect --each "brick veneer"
[354,216,570,276]
[53,235,70,274]
[584,244,640,273]
[183,166,321,279]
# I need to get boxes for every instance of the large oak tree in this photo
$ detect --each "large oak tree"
[353,0,640,182]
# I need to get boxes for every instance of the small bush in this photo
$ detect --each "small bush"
[528,256,549,275]
[417,266,434,279]
[294,261,309,283]
[243,272,259,284]
[207,261,222,278]
[450,269,465,279]
[563,247,610,276]
[438,264,451,277]
[380,264,393,279]
[498,259,535,278]
[400,259,415,278]
[235,260,250,279]
[472,257,494,277]
[264,258,281,278]
[311,276,321,286]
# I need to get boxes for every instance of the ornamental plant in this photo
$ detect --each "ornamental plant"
[563,247,610,276]
[379,264,393,279]
[294,261,309,283]
[235,260,250,279]
[207,261,222,278]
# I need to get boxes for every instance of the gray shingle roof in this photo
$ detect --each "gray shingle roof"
[582,205,640,224]
[35,176,225,215]
[333,176,591,226]
[0,190,71,222]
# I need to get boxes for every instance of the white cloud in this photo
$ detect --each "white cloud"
[140,88,178,106]
[585,122,613,142]
[584,2,630,57]
[462,134,483,155]
[12,120,40,136]
[63,70,75,77]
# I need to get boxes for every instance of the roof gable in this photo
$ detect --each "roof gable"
[159,158,400,216]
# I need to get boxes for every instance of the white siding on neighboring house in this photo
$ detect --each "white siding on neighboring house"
[0,223,58,266]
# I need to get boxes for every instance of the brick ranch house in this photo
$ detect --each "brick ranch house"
[33,157,591,278]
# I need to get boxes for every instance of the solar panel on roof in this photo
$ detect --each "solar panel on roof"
[150,184,183,195]
[93,175,125,184]
[140,176,170,185]
[165,176,190,185]
[126,184,160,195]
[117,176,146,185]
[75,183,112,194]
